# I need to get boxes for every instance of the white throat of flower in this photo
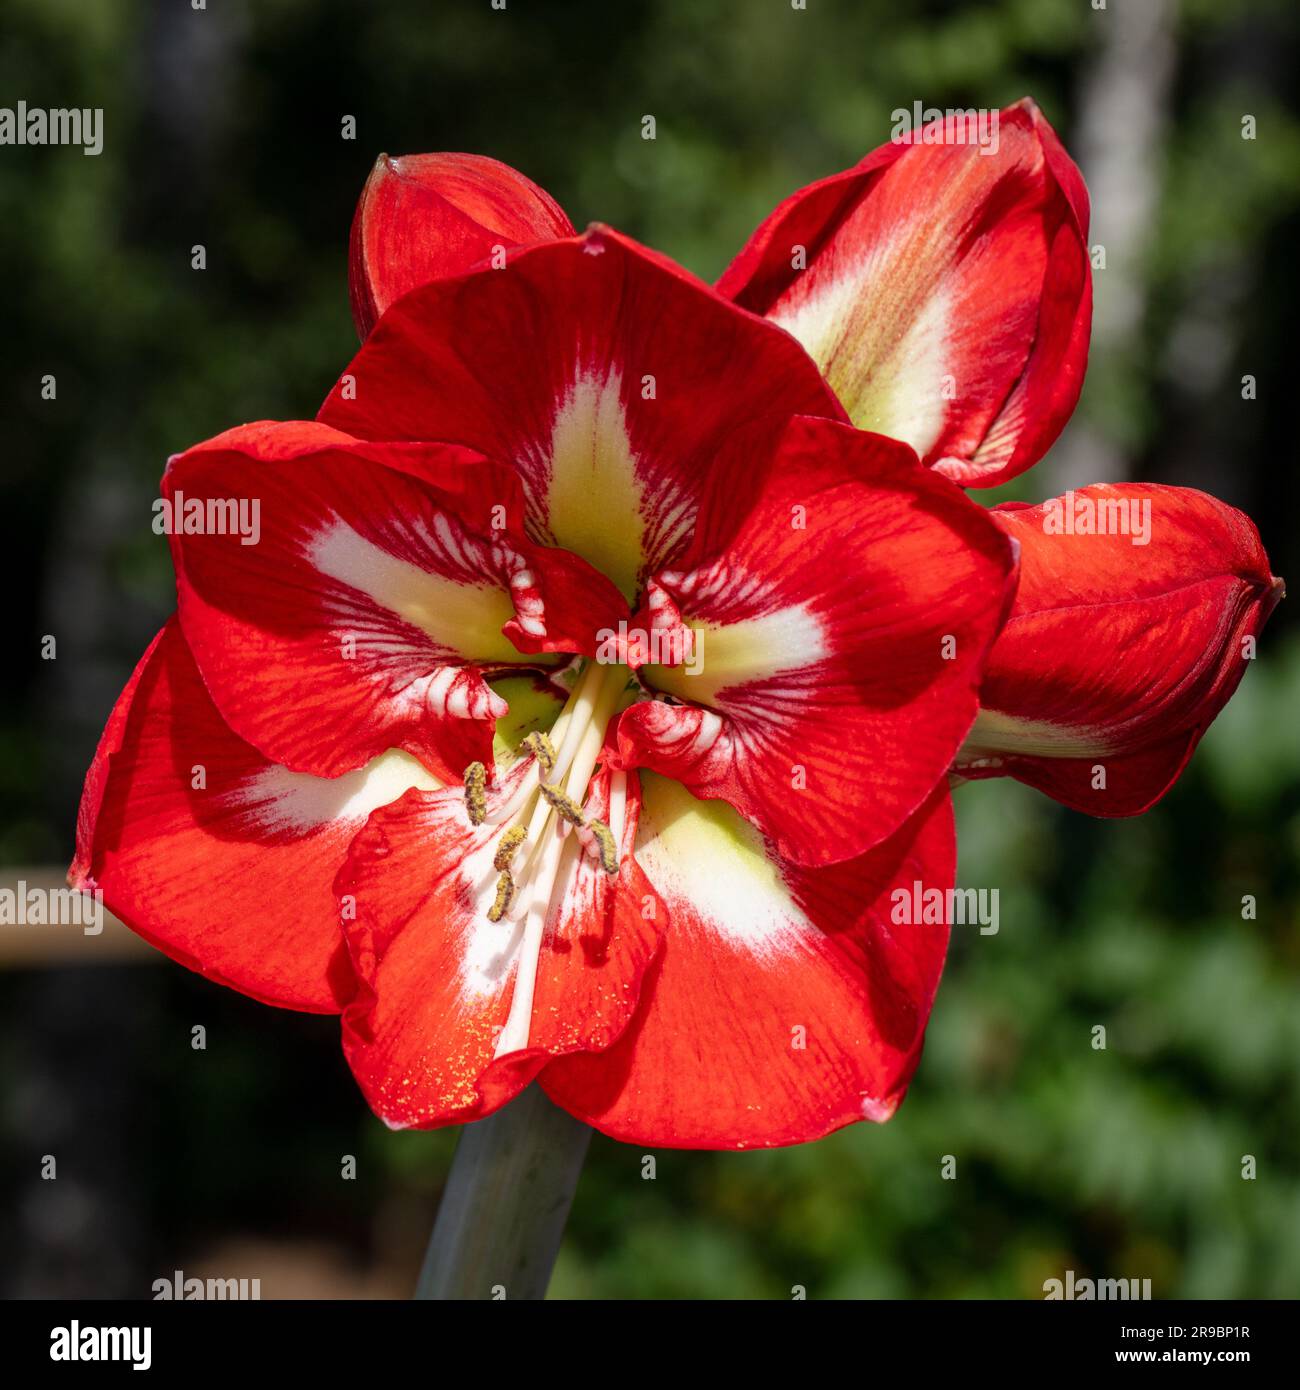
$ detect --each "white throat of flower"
[462,658,629,1057]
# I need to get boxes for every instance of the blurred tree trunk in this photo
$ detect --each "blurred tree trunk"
[1050,0,1176,493]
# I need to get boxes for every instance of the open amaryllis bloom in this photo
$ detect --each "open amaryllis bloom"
[73,98,1280,1150]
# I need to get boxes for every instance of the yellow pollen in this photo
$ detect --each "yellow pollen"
[521,730,556,774]
[462,761,488,824]
[493,825,527,870]
[587,818,619,875]
[487,869,515,922]
[539,781,586,827]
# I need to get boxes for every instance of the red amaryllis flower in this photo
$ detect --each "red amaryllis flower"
[716,98,1091,488]
[712,98,1280,815]
[73,100,1279,1150]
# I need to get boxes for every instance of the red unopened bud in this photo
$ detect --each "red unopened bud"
[349,152,573,338]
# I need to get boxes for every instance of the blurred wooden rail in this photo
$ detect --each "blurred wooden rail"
[0,867,154,966]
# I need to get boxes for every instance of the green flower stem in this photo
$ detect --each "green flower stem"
[415,1082,592,1300]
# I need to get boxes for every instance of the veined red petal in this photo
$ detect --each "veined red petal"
[615,415,1016,865]
[349,152,574,338]
[541,775,954,1149]
[338,765,661,1130]
[321,226,847,602]
[70,621,439,1012]
[167,420,624,783]
[717,99,1091,488]
[957,483,1284,814]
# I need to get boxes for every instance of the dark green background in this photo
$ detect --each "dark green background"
[1,0,1297,1298]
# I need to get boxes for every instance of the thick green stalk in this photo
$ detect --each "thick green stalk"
[415,1083,592,1300]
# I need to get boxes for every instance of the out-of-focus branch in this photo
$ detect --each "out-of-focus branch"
[0,867,150,966]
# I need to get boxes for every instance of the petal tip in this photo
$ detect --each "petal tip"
[580,222,612,254]
[860,1092,901,1123]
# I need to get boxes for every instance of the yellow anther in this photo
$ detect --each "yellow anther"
[539,781,586,827]
[487,869,515,922]
[493,825,527,871]
[521,730,556,774]
[587,818,619,875]
[463,761,488,825]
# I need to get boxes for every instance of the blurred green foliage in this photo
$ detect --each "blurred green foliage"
[1,0,1297,1298]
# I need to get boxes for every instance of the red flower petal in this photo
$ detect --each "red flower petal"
[321,226,847,602]
[717,99,1091,488]
[957,484,1284,814]
[338,766,660,1130]
[614,416,1016,866]
[349,152,574,339]
[540,775,953,1149]
[70,621,439,1012]
[167,420,624,783]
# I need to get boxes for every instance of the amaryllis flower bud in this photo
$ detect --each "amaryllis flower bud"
[348,152,574,338]
[956,484,1284,814]
[718,98,1091,488]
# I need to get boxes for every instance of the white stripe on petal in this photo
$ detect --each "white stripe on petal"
[771,225,951,458]
[525,368,648,600]
[220,748,441,835]
[306,520,520,662]
[650,594,829,709]
[634,772,808,954]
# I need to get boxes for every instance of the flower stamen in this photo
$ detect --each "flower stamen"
[478,661,633,1056]
[463,760,488,825]
[585,817,619,875]
[486,868,515,923]
[520,730,556,775]
[492,824,527,870]
[538,780,586,827]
